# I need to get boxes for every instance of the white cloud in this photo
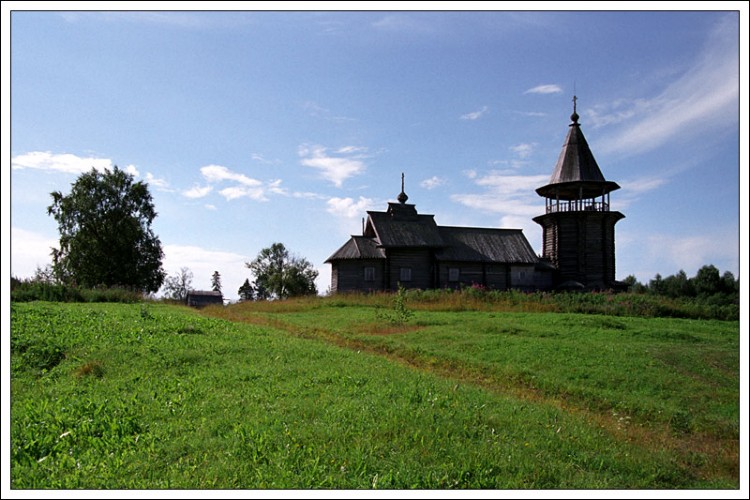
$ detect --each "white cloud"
[595,17,738,156]
[475,173,550,195]
[510,143,534,159]
[620,176,668,195]
[124,164,140,177]
[200,164,262,187]
[11,151,113,174]
[195,164,275,201]
[266,179,287,196]
[371,14,432,33]
[326,196,376,219]
[303,101,356,122]
[218,186,267,201]
[335,146,368,154]
[451,172,548,222]
[10,227,58,279]
[421,176,446,190]
[145,172,171,190]
[204,204,217,211]
[250,153,280,165]
[299,144,367,187]
[460,106,489,120]
[183,185,213,199]
[524,84,562,95]
[515,111,547,117]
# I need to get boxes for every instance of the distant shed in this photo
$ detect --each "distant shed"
[186,290,224,308]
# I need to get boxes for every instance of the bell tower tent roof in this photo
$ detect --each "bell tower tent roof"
[536,96,620,200]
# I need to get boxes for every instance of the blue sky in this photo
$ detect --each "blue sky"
[4,5,747,301]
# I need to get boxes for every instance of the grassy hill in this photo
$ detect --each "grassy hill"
[10,295,739,489]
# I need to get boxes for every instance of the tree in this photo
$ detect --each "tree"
[162,267,193,301]
[692,265,722,297]
[211,271,222,293]
[237,278,254,301]
[648,273,664,295]
[47,166,165,293]
[246,242,318,299]
[720,271,739,295]
[661,270,694,298]
[622,274,646,294]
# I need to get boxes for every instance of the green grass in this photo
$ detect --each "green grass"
[10,299,739,489]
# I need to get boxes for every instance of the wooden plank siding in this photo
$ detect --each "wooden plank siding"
[534,210,622,289]
[331,259,385,293]
[386,248,434,291]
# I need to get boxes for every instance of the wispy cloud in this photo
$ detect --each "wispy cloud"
[200,165,262,187]
[450,172,549,251]
[371,14,433,34]
[60,11,255,30]
[303,101,356,123]
[145,172,171,191]
[515,111,547,117]
[421,176,446,190]
[11,151,113,174]
[183,185,213,199]
[194,164,278,201]
[460,106,489,121]
[11,152,171,191]
[510,143,534,160]
[524,84,562,95]
[326,196,377,219]
[251,153,281,165]
[594,16,738,156]
[620,176,668,195]
[299,144,367,187]
[451,172,548,218]
[218,185,267,201]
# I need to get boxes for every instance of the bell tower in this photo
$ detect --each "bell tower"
[533,97,625,290]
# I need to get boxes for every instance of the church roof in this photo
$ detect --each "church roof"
[365,204,445,248]
[536,99,620,200]
[435,227,538,264]
[326,175,537,265]
[325,236,386,262]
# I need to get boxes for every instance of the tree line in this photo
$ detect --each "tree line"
[10,166,739,306]
[18,166,317,302]
[622,266,739,304]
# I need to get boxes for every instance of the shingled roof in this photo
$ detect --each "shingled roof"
[536,100,620,200]
[364,202,445,248]
[327,175,538,268]
[325,235,386,262]
[435,227,538,263]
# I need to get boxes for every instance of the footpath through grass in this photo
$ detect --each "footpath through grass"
[10,298,739,489]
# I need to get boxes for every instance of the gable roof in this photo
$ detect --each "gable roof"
[365,203,444,248]
[325,236,386,262]
[187,290,222,298]
[435,227,538,264]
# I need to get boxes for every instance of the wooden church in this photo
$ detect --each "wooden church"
[326,99,625,293]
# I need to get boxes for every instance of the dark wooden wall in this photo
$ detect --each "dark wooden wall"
[536,210,622,289]
[386,248,434,291]
[331,259,385,293]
